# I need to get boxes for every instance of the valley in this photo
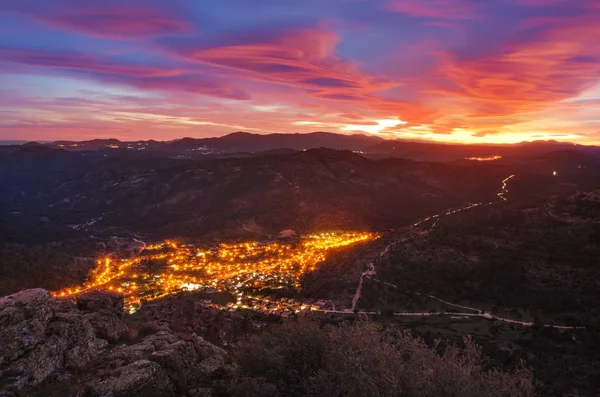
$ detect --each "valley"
[1,140,600,396]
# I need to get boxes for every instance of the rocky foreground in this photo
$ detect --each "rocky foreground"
[0,289,232,397]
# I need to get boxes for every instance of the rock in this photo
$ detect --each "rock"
[78,291,125,315]
[189,335,228,378]
[199,356,226,377]
[150,340,200,391]
[104,332,228,392]
[188,387,213,397]
[191,335,226,361]
[142,331,181,351]
[85,311,128,342]
[0,290,103,391]
[0,290,230,396]
[95,338,109,351]
[5,334,67,389]
[0,289,53,365]
[107,331,180,364]
[48,312,98,370]
[3,311,99,390]
[108,341,156,364]
[51,298,77,313]
[114,360,175,397]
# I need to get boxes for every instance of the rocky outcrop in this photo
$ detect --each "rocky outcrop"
[88,331,231,396]
[0,289,232,397]
[77,291,125,315]
[88,360,175,397]
[0,289,53,366]
[77,291,129,343]
[84,311,129,342]
[0,289,105,393]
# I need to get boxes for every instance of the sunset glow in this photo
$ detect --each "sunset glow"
[1,0,599,144]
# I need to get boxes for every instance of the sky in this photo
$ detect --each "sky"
[0,0,599,144]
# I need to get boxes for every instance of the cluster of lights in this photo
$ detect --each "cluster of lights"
[465,155,502,161]
[52,232,378,314]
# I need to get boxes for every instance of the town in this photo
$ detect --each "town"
[53,232,378,315]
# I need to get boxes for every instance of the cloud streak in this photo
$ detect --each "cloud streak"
[431,15,600,117]
[0,0,598,143]
[171,27,396,99]
[37,8,191,39]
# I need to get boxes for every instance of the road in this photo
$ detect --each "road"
[336,174,584,330]
[132,238,147,252]
[350,263,375,311]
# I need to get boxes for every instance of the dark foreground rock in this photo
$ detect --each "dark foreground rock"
[0,289,232,397]
[77,291,125,315]
[0,289,101,392]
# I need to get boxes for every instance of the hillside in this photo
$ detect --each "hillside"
[299,188,600,395]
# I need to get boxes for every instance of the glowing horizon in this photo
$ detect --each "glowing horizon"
[1,0,599,145]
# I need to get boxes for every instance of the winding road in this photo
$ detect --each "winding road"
[132,238,147,252]
[330,175,584,331]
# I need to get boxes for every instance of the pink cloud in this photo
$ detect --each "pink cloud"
[385,0,480,19]
[0,48,181,77]
[34,8,191,39]
[0,48,250,100]
[173,27,396,102]
[165,26,442,124]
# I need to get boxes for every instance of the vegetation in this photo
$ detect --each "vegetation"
[0,241,95,295]
[228,319,536,397]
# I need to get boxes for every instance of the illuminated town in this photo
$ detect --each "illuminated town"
[53,232,378,315]
[465,155,502,161]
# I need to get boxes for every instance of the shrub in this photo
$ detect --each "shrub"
[231,319,537,397]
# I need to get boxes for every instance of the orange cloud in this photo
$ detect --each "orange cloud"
[431,15,600,118]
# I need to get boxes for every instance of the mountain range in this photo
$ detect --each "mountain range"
[43,131,600,162]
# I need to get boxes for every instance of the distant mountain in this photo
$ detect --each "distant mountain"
[161,131,384,153]
[46,132,384,155]
[362,139,599,162]
[48,132,384,153]
[50,138,162,151]
[0,140,31,145]
[43,132,600,162]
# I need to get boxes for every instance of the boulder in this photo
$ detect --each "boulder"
[89,360,175,397]
[3,310,100,390]
[190,335,228,377]
[188,388,213,397]
[85,311,128,343]
[77,291,125,315]
[48,312,98,370]
[0,290,230,396]
[106,331,180,364]
[5,334,67,390]
[198,356,226,377]
[191,335,226,361]
[0,290,106,391]
[103,332,228,392]
[150,340,201,391]
[95,338,109,351]
[0,289,53,365]
[114,360,175,397]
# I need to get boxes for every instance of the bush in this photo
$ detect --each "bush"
[231,319,537,397]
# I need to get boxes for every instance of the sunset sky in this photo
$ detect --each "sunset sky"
[0,0,599,144]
